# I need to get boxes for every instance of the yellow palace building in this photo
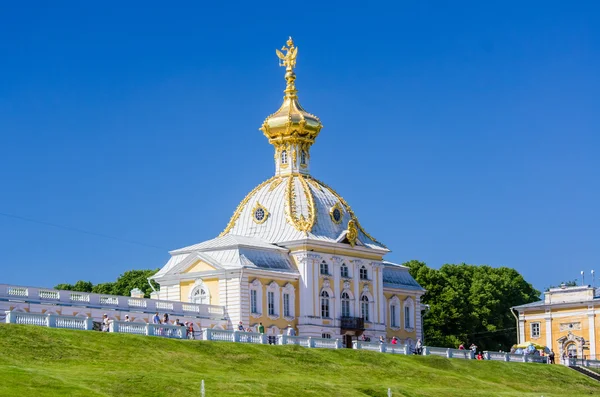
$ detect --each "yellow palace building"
[513,285,600,360]
[150,38,425,347]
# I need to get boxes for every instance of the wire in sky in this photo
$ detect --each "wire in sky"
[0,211,165,251]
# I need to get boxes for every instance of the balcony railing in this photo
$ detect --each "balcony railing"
[0,284,225,320]
[340,316,365,330]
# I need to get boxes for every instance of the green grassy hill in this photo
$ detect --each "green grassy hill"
[0,324,598,397]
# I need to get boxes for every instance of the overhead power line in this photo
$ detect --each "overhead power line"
[0,211,165,251]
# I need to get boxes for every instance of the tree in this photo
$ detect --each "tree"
[545,279,577,291]
[405,260,540,351]
[55,269,159,298]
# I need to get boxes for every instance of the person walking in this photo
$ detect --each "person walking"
[286,324,296,336]
[415,338,423,355]
[152,312,160,324]
[258,322,265,334]
[237,321,244,331]
[101,314,110,332]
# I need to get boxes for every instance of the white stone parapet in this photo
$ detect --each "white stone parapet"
[0,284,225,320]
[5,311,93,330]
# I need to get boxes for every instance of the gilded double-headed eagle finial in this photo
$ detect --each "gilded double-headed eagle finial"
[276,36,298,70]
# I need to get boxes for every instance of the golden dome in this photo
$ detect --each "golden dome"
[260,37,323,152]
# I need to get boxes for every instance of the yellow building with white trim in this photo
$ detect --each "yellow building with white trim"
[513,285,600,360]
[150,38,425,347]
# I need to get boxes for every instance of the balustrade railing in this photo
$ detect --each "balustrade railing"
[5,311,93,330]
[0,284,225,320]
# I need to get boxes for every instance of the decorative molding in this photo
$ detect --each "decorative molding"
[559,322,581,332]
[251,201,270,224]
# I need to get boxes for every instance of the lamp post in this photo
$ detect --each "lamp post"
[581,271,585,286]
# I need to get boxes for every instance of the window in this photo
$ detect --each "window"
[360,266,368,280]
[281,150,288,164]
[530,322,540,338]
[361,295,370,322]
[320,261,329,275]
[567,343,577,358]
[191,287,209,305]
[341,292,351,317]
[340,264,349,278]
[321,291,330,318]
[301,150,306,165]
[322,333,331,339]
[404,306,411,329]
[403,297,414,330]
[268,291,275,316]
[251,290,258,314]
[254,208,265,222]
[390,305,397,327]
[283,293,290,318]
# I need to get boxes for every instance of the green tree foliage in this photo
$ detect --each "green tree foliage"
[545,279,577,291]
[406,260,540,351]
[54,269,160,298]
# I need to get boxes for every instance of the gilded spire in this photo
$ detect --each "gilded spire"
[261,37,322,176]
[276,36,299,98]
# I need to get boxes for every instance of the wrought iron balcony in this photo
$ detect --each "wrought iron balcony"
[340,316,365,330]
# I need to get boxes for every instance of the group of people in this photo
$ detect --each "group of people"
[374,336,422,354]
[100,312,196,339]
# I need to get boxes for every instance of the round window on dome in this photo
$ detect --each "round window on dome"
[252,202,269,224]
[330,204,343,224]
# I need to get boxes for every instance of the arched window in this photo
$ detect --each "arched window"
[281,150,288,164]
[300,150,306,165]
[361,295,370,322]
[359,266,368,280]
[389,296,401,328]
[340,264,349,278]
[321,291,330,318]
[191,286,209,305]
[320,260,329,275]
[341,291,351,317]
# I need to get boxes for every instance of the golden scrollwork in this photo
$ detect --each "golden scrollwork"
[268,177,283,192]
[251,201,270,225]
[284,174,316,233]
[219,176,276,236]
[346,219,358,247]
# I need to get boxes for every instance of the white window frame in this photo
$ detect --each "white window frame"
[361,294,370,322]
[322,333,331,339]
[189,279,211,305]
[321,290,331,319]
[341,290,352,317]
[320,260,329,275]
[389,295,401,329]
[301,150,307,165]
[282,283,296,321]
[403,297,414,331]
[250,289,258,314]
[249,279,263,318]
[530,322,540,339]
[359,266,368,280]
[340,264,349,278]
[281,150,288,164]
[266,281,280,320]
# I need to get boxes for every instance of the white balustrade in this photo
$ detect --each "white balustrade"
[484,351,509,361]
[99,296,119,306]
[39,290,60,300]
[448,348,474,359]
[5,311,93,330]
[70,292,90,303]
[147,323,185,339]
[182,303,200,313]
[385,344,409,355]
[7,286,28,297]
[54,315,90,330]
[277,335,311,347]
[424,346,449,357]
[156,301,174,311]
[9,311,47,326]
[353,341,385,352]
[127,298,147,308]
[311,337,341,349]
[238,331,266,344]
[110,320,147,336]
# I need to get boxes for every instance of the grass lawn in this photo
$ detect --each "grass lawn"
[0,323,598,396]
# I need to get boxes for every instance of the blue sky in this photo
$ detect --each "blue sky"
[1,1,598,293]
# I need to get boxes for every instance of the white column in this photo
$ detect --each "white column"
[545,311,552,352]
[519,319,525,343]
[353,261,360,316]
[294,253,310,318]
[589,309,596,359]
[378,264,385,326]
[333,259,341,322]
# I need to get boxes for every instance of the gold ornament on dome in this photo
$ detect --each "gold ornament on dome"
[276,36,298,70]
[330,202,343,225]
[251,201,270,224]
[346,219,358,247]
